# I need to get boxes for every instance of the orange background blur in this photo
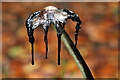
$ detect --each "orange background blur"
[2,2,118,78]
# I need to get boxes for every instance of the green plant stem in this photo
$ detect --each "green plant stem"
[52,24,94,80]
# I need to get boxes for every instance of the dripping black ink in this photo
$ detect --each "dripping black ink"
[25,6,82,65]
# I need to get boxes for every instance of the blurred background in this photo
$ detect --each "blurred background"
[2,2,118,78]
